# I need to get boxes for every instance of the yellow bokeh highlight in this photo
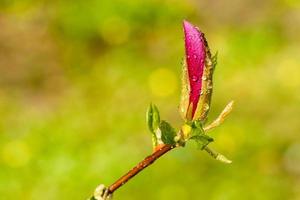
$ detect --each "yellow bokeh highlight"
[2,140,31,168]
[148,68,177,97]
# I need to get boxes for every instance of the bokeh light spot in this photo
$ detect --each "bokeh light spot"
[1,140,31,168]
[148,68,177,97]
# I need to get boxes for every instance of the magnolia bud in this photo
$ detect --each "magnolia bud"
[180,20,216,122]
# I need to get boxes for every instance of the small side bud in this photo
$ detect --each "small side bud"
[94,184,106,199]
[152,104,160,131]
[146,103,160,133]
[92,184,112,200]
[146,103,161,148]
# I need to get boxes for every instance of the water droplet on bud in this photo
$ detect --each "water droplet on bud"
[192,75,198,82]
[206,59,212,65]
[204,103,210,111]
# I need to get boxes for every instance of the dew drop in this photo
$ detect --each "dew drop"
[202,76,207,81]
[204,103,210,110]
[193,54,197,59]
[192,75,198,82]
[206,59,212,65]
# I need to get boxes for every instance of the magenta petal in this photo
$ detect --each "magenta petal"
[183,20,206,118]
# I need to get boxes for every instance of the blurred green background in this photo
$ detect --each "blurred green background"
[1,0,300,199]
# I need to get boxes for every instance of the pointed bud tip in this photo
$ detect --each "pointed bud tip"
[182,20,191,28]
[183,20,203,35]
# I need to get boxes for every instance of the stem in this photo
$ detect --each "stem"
[90,137,231,199]
[98,144,175,198]
[203,146,232,164]
[203,146,218,158]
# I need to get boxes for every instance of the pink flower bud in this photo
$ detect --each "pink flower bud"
[180,20,216,121]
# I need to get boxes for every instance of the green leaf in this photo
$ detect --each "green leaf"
[191,134,214,149]
[193,120,203,129]
[189,123,214,149]
[159,120,176,145]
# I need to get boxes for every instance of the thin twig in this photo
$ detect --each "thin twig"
[104,144,175,197]
[90,143,231,199]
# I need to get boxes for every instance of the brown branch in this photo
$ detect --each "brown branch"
[90,126,231,199]
[106,144,175,196]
